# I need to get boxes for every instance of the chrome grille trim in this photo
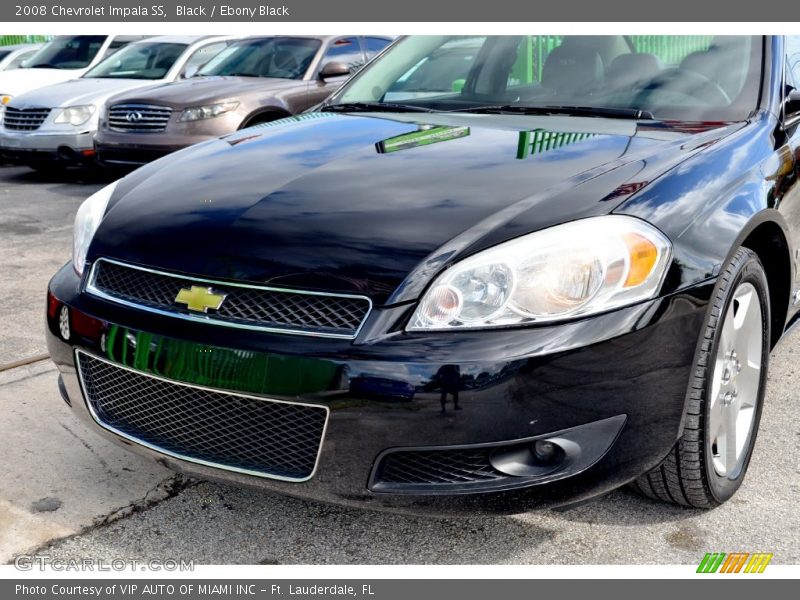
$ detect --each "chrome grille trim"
[3,107,51,131]
[85,258,373,339]
[75,350,330,482]
[108,103,172,132]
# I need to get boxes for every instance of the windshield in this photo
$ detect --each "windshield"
[83,42,187,79]
[22,35,107,70]
[197,37,321,80]
[331,35,763,121]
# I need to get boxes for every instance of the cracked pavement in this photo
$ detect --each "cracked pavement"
[1,165,798,565]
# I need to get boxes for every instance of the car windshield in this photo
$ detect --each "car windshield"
[83,42,188,79]
[197,37,321,80]
[22,35,107,70]
[330,35,763,121]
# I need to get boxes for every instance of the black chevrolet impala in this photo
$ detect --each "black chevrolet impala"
[46,35,800,513]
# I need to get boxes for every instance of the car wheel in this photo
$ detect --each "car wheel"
[631,247,770,507]
[29,163,66,173]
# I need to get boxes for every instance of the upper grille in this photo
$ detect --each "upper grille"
[4,107,51,131]
[108,103,172,132]
[372,448,507,492]
[77,351,329,481]
[87,259,372,338]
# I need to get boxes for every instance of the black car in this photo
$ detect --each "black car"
[46,35,800,513]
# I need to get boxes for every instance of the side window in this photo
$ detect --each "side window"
[322,37,364,73]
[385,37,486,102]
[364,37,391,59]
[7,49,36,69]
[787,36,800,88]
[99,39,130,61]
[182,42,229,76]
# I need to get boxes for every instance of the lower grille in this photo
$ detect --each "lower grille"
[108,103,172,132]
[371,447,507,492]
[76,351,328,481]
[4,107,51,131]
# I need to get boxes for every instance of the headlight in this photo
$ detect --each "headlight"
[178,101,239,122]
[1,95,11,105]
[408,215,671,331]
[54,105,96,126]
[73,181,118,275]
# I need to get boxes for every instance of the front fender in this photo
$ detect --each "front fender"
[616,111,786,294]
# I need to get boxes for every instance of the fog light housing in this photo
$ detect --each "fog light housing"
[532,440,560,464]
[490,438,570,478]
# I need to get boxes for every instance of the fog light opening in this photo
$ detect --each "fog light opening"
[489,438,568,478]
[57,146,76,162]
[58,305,71,341]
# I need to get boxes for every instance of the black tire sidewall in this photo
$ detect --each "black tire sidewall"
[704,251,770,504]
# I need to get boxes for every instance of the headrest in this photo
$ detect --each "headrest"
[542,45,604,94]
[606,53,663,90]
[680,39,749,99]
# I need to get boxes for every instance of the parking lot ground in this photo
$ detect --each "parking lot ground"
[1,165,798,565]
[0,166,111,366]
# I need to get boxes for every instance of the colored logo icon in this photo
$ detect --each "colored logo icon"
[697,552,773,573]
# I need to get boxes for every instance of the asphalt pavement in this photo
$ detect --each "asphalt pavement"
[0,164,798,565]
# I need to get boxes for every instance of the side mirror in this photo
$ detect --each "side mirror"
[786,88,800,114]
[318,61,350,81]
[181,64,199,79]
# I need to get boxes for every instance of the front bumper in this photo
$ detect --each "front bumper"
[46,263,713,514]
[0,128,95,165]
[94,116,240,166]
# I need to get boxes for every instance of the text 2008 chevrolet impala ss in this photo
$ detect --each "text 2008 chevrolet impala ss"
[45,35,800,513]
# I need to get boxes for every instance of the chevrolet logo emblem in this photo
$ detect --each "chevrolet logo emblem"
[175,286,227,313]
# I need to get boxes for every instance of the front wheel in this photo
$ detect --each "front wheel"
[632,247,770,507]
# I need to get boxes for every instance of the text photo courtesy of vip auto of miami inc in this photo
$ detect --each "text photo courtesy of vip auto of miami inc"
[0,9,798,589]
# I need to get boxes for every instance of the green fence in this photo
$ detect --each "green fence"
[0,35,51,46]
[511,35,716,84]
[629,35,714,66]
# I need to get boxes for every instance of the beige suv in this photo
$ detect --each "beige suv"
[94,35,392,167]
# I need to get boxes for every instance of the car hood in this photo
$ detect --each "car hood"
[8,77,165,109]
[0,67,86,97]
[107,76,303,108]
[91,112,733,304]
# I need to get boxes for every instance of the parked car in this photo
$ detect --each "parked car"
[0,43,41,72]
[0,36,236,170]
[94,35,393,166]
[0,35,148,109]
[48,35,796,514]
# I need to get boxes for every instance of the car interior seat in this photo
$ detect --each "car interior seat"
[540,44,605,97]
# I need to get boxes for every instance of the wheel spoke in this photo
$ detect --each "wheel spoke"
[707,281,763,479]
[724,397,739,471]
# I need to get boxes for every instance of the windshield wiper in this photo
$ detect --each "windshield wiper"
[28,63,62,69]
[455,105,655,120]
[321,102,437,114]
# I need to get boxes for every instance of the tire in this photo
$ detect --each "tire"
[28,163,66,173]
[240,112,287,129]
[631,247,770,507]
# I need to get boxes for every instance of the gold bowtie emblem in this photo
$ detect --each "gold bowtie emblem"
[175,286,227,313]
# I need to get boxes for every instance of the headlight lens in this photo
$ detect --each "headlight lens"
[1,95,11,105]
[178,101,239,122]
[73,181,118,275]
[54,105,96,126]
[408,215,671,330]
